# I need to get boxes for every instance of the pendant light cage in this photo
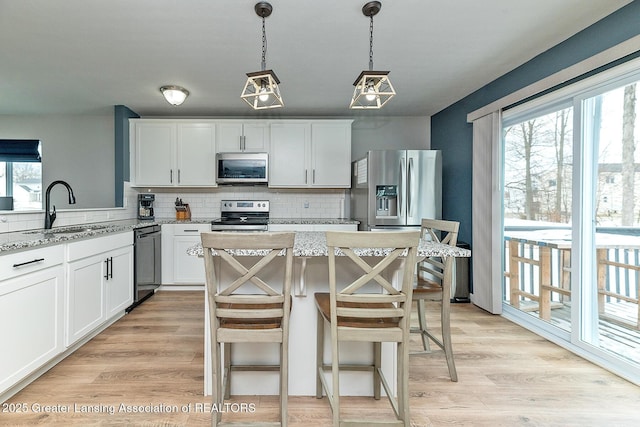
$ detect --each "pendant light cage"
[241,2,284,110]
[349,1,395,109]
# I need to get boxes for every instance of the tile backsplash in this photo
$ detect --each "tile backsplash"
[151,187,348,219]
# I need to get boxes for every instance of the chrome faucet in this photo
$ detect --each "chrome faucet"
[44,180,76,229]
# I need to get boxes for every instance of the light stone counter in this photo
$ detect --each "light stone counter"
[188,231,471,258]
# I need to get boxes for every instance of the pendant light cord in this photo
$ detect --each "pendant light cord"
[368,14,374,71]
[261,16,268,71]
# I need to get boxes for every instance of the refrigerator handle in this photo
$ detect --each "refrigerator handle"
[408,157,414,217]
[399,157,405,217]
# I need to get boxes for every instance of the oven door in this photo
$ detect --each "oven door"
[216,152,268,185]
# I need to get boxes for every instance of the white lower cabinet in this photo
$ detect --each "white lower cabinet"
[66,232,133,347]
[162,224,209,285]
[0,246,65,395]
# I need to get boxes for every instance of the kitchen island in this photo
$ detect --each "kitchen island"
[188,231,470,397]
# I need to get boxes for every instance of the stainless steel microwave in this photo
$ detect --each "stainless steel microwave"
[216,152,268,185]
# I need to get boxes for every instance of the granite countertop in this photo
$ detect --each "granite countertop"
[188,231,471,258]
[268,218,359,225]
[0,218,361,253]
[0,219,161,253]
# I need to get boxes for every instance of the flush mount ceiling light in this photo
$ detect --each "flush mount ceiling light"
[160,85,189,106]
[241,2,284,110]
[349,1,395,110]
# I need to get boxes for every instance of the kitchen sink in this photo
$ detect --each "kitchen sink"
[23,225,110,235]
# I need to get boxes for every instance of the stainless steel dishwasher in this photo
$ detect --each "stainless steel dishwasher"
[127,224,161,312]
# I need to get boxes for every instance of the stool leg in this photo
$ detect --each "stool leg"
[212,340,221,427]
[224,343,231,399]
[331,325,340,426]
[417,299,431,351]
[316,310,324,399]
[373,342,381,400]
[398,339,410,427]
[281,340,288,427]
[441,298,458,382]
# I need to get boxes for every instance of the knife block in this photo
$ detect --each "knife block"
[176,204,191,220]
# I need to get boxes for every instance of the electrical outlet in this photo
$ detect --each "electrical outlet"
[303,201,309,208]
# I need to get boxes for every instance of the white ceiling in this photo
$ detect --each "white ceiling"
[0,0,632,117]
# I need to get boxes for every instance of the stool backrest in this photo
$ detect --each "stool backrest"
[326,231,420,339]
[418,219,460,290]
[201,232,295,332]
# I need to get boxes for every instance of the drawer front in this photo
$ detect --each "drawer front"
[67,232,133,261]
[173,224,210,236]
[0,245,64,281]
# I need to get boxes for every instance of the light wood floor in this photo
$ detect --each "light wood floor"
[2,291,639,426]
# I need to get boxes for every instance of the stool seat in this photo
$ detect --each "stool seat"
[315,293,401,328]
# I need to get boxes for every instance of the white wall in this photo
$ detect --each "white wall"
[0,113,115,209]
[351,116,431,160]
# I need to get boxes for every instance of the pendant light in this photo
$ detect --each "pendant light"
[349,1,395,109]
[241,2,284,110]
[159,85,189,106]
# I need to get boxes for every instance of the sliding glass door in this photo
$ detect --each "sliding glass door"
[578,79,640,365]
[501,68,640,379]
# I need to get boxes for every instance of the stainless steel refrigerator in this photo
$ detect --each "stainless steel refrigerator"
[350,150,442,230]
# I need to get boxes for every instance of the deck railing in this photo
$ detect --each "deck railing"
[504,230,640,330]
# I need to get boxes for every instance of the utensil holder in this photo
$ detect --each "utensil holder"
[176,204,191,220]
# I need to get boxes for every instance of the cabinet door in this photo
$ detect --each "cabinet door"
[66,254,107,346]
[177,123,216,186]
[216,122,243,152]
[311,122,352,187]
[105,246,134,318]
[269,123,310,187]
[173,235,206,284]
[242,122,269,152]
[0,266,64,394]
[134,121,176,186]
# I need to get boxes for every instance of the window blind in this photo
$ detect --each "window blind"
[0,139,41,162]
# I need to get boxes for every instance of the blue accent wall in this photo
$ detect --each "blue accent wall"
[431,1,640,246]
[114,105,139,207]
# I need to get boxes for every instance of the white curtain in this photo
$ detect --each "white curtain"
[471,111,503,314]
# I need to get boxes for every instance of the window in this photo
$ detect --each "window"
[0,140,42,210]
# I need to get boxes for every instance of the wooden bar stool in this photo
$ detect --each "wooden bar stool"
[201,231,295,427]
[315,231,420,427]
[411,218,460,382]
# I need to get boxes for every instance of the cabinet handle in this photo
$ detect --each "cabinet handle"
[313,169,316,184]
[170,169,173,183]
[13,258,45,268]
[241,135,246,151]
[104,257,113,280]
[183,229,199,233]
[305,169,308,184]
[178,169,181,183]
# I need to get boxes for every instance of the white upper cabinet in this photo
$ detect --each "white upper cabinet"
[176,123,216,186]
[269,120,352,188]
[216,121,269,153]
[269,122,310,187]
[131,119,216,187]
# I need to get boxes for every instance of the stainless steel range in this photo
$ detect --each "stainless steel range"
[211,200,269,231]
